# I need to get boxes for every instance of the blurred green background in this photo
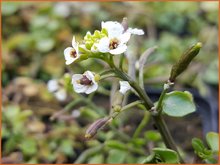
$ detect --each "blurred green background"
[1,1,219,164]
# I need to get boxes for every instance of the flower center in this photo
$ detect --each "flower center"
[80,75,92,85]
[109,38,119,50]
[70,49,77,58]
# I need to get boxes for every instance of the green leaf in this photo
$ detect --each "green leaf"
[153,148,180,164]
[106,149,127,163]
[36,38,55,52]
[162,91,196,117]
[87,154,104,164]
[192,138,206,153]
[144,130,161,142]
[19,138,37,156]
[59,140,75,156]
[206,132,219,152]
[141,153,156,164]
[141,148,180,164]
[105,140,127,150]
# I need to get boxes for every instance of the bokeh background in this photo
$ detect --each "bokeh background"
[1,1,219,164]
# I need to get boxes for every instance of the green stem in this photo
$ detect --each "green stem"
[108,65,184,163]
[119,54,124,70]
[50,99,82,120]
[156,88,168,115]
[113,67,154,110]
[153,115,184,163]
[111,100,143,119]
[100,73,117,81]
[133,111,150,139]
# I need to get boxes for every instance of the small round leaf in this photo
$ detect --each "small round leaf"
[162,91,196,117]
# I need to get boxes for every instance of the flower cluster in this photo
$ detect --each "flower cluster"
[57,19,144,95]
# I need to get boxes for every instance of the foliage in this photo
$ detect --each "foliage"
[192,132,219,163]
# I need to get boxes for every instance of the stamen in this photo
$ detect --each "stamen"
[109,38,119,50]
[80,75,92,85]
[70,49,77,58]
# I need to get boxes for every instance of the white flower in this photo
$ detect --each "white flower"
[97,21,131,55]
[97,21,144,55]
[47,79,59,93]
[47,79,67,101]
[72,71,99,94]
[127,28,144,35]
[54,89,67,101]
[119,81,131,94]
[64,36,80,65]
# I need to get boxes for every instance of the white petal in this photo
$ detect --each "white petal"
[97,37,110,53]
[102,21,124,38]
[64,47,73,59]
[85,83,98,94]
[127,28,144,35]
[55,89,67,101]
[72,74,88,93]
[84,71,94,81]
[72,36,77,48]
[119,81,131,94]
[72,74,83,82]
[109,44,127,55]
[64,47,79,65]
[74,84,88,93]
[47,80,59,92]
[119,32,131,44]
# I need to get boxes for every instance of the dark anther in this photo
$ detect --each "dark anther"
[80,75,92,85]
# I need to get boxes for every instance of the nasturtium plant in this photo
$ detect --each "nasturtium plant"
[162,91,196,117]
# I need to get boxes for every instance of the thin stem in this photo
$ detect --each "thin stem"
[153,115,185,163]
[133,111,150,139]
[113,67,154,110]
[156,88,168,115]
[50,99,82,120]
[119,54,124,70]
[111,100,143,119]
[100,73,117,81]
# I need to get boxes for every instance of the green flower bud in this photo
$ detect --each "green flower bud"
[111,91,124,112]
[169,42,202,82]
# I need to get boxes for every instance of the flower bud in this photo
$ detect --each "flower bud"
[169,42,202,82]
[121,17,128,32]
[85,117,110,139]
[111,91,124,112]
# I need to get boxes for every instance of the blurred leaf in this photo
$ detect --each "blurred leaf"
[87,154,104,164]
[36,38,55,52]
[19,138,37,156]
[206,132,219,152]
[162,91,196,117]
[2,2,19,16]
[203,60,218,84]
[144,130,161,142]
[105,140,127,150]
[59,140,75,157]
[106,149,127,164]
